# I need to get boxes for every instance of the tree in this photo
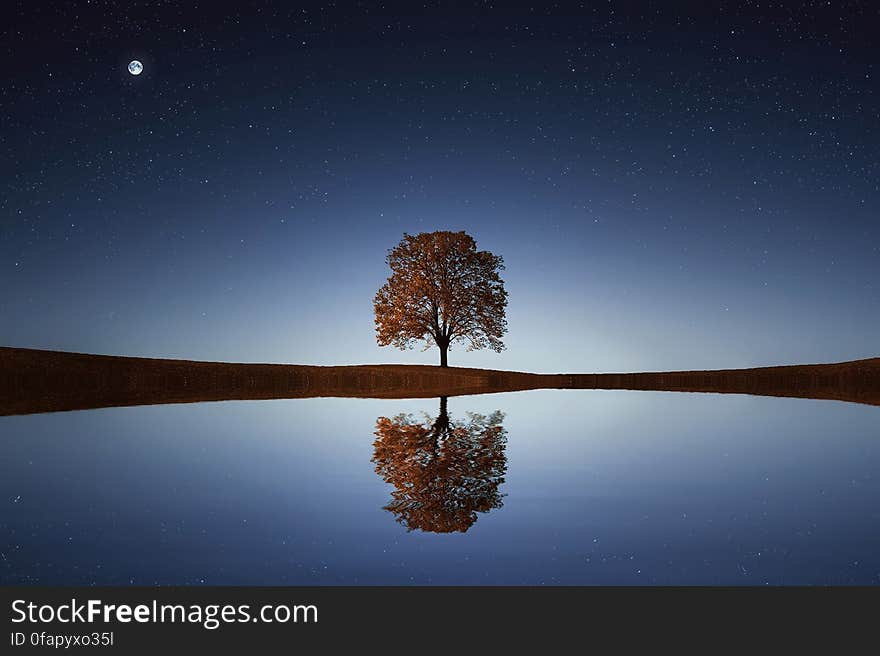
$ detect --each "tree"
[371,397,508,533]
[373,230,508,367]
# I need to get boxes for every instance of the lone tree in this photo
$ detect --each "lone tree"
[374,230,508,367]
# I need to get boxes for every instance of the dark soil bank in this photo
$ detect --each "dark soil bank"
[1,347,878,415]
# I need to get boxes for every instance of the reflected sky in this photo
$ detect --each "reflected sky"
[1,391,878,585]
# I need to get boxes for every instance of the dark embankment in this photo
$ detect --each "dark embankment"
[569,361,880,407]
[1,347,879,416]
[0,347,556,416]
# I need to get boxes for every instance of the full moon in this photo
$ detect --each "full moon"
[128,60,143,76]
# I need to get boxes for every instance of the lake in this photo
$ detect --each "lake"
[1,390,878,585]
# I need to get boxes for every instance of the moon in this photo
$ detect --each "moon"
[128,60,143,76]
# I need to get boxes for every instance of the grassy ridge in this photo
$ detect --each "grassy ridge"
[1,346,878,416]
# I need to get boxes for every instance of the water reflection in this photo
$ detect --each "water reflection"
[371,397,507,533]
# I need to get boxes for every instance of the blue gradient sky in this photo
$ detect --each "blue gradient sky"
[2,2,877,372]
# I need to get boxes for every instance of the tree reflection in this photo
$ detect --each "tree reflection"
[371,397,507,533]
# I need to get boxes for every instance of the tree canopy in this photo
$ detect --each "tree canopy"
[373,230,508,367]
[371,397,508,533]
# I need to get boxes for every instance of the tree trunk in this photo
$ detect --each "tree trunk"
[439,345,448,367]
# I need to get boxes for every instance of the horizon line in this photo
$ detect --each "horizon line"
[2,345,878,376]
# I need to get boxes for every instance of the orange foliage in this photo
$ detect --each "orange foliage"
[374,231,508,366]
[371,398,507,533]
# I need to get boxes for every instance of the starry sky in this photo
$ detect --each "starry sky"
[2,1,877,373]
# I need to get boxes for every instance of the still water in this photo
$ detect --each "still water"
[1,390,878,585]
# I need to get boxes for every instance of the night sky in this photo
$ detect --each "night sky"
[2,1,877,373]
